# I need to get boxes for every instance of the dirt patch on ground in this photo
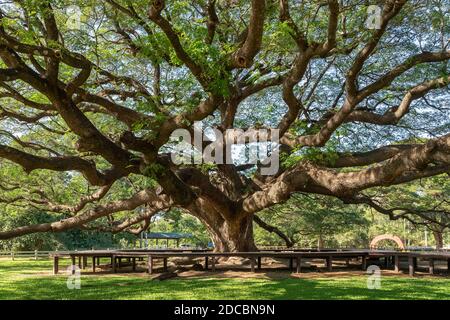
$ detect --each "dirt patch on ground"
[42,257,449,280]
[172,269,431,280]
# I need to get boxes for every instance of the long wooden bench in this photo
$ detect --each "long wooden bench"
[50,249,450,277]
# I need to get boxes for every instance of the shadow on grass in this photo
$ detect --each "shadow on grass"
[1,259,449,300]
[0,259,51,274]
[1,275,449,300]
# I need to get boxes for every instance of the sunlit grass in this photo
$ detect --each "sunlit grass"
[0,258,449,300]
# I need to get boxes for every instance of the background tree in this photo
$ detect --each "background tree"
[149,209,211,247]
[354,174,450,249]
[255,194,368,249]
[0,0,449,252]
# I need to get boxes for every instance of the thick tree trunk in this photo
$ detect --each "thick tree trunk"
[209,215,257,252]
[432,230,444,250]
[198,212,257,252]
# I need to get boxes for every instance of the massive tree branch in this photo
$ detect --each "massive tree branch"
[0,189,167,239]
[0,144,118,186]
[229,0,266,69]
[242,133,450,214]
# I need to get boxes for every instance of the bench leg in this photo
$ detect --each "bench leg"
[132,258,136,272]
[429,259,434,275]
[53,256,59,275]
[257,257,261,270]
[361,256,367,270]
[71,256,76,274]
[408,256,415,277]
[92,257,96,273]
[327,256,333,272]
[147,256,153,274]
[394,255,400,272]
[163,258,168,272]
[112,256,117,273]
[296,257,301,274]
[212,257,216,272]
[250,258,255,272]
[205,256,208,270]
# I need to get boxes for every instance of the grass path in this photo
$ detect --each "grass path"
[0,259,449,300]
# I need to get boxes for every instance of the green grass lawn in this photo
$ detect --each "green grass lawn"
[0,258,449,300]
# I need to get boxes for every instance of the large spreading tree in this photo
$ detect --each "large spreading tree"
[0,0,449,251]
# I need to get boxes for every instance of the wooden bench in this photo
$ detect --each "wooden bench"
[50,249,450,277]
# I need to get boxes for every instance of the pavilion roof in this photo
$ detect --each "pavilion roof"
[142,232,193,240]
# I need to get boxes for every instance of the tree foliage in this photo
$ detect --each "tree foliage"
[0,0,449,251]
